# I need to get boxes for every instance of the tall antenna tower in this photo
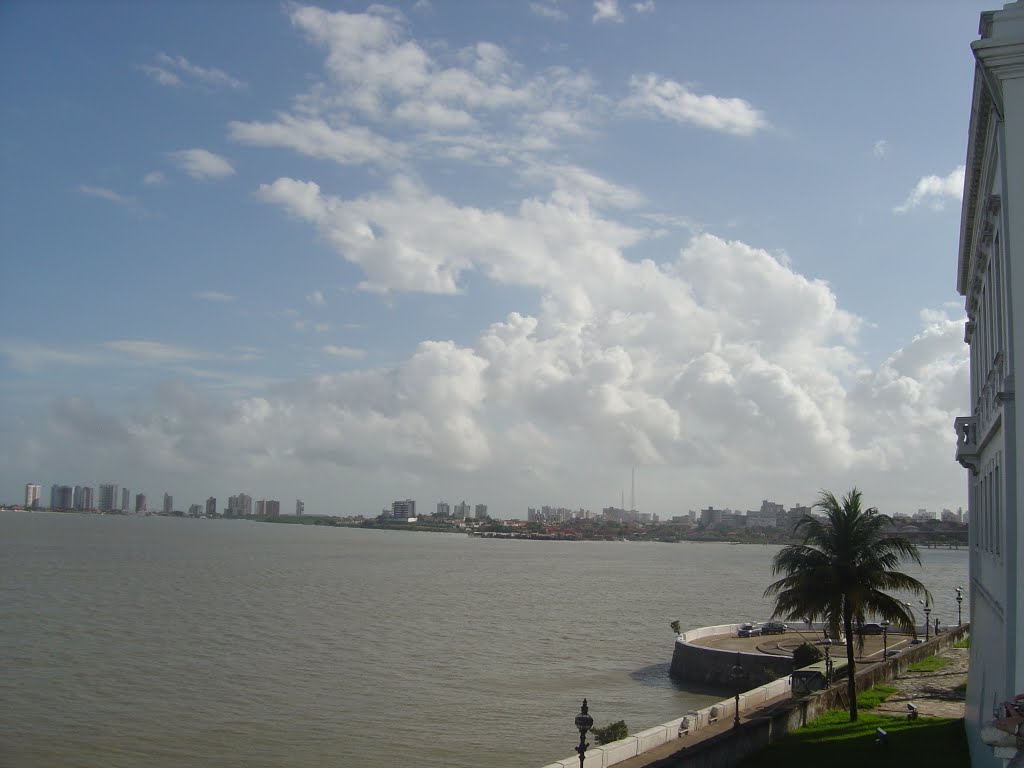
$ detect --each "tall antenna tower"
[631,466,635,512]
[621,490,625,510]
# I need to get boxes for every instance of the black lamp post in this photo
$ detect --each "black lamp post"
[574,699,593,768]
[920,599,932,641]
[822,637,832,688]
[729,652,748,729]
[881,620,889,660]
[956,586,964,626]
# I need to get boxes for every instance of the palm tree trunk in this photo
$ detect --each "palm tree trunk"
[843,605,858,721]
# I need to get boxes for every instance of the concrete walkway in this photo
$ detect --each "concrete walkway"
[611,690,795,768]
[875,645,968,719]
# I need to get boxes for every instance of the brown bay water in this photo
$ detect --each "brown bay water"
[0,512,968,767]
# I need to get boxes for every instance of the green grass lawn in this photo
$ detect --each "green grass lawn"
[856,684,898,709]
[907,656,953,673]
[953,634,971,649]
[738,710,968,768]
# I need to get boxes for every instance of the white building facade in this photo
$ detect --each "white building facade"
[954,4,1024,765]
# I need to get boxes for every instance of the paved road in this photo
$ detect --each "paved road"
[692,628,922,661]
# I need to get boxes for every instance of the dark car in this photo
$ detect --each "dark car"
[761,621,789,635]
[738,623,762,638]
[859,623,884,635]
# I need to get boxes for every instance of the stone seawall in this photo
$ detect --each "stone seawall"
[668,623,795,687]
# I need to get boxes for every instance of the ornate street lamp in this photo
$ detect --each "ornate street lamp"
[822,637,832,688]
[880,620,889,660]
[956,586,964,626]
[920,599,932,641]
[729,652,749,729]
[574,699,593,768]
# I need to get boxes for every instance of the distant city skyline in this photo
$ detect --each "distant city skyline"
[19,477,962,523]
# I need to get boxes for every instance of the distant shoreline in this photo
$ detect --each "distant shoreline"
[1,508,969,548]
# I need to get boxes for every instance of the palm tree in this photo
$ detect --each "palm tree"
[763,487,929,721]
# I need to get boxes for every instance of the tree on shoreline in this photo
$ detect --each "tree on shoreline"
[763,487,928,721]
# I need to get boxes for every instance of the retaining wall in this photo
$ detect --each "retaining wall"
[541,623,968,768]
[669,623,796,687]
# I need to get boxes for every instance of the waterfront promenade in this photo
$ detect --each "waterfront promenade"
[617,642,968,767]
[544,623,969,768]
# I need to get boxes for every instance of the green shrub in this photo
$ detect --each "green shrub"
[592,720,629,745]
[792,641,824,669]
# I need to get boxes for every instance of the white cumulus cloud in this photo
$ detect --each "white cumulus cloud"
[893,165,965,214]
[144,52,246,90]
[228,114,403,166]
[625,74,769,136]
[170,149,236,180]
[593,0,623,23]
[323,345,365,358]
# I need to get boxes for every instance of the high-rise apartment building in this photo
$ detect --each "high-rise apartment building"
[265,500,280,517]
[162,493,173,515]
[24,484,41,508]
[188,504,202,518]
[79,486,94,510]
[392,499,416,519]
[206,497,217,517]
[295,499,304,516]
[50,485,75,510]
[98,484,118,513]
[121,488,130,512]
[453,501,470,518]
[436,501,450,517]
[255,500,266,517]
[135,493,147,513]
[227,493,253,517]
[474,504,488,519]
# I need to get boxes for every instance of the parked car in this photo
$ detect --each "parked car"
[761,621,789,635]
[738,623,762,638]
[859,622,884,635]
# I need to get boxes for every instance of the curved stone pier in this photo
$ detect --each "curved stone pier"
[669,623,798,687]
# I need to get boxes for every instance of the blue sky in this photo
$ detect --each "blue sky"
[0,1,989,518]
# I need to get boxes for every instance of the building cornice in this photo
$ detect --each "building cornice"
[957,67,992,297]
[958,4,1024,296]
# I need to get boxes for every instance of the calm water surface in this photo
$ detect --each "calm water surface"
[0,512,967,767]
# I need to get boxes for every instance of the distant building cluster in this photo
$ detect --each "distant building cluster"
[381,499,492,521]
[373,496,965,529]
[601,506,657,524]
[23,481,303,520]
[528,506,593,523]
[693,500,808,532]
